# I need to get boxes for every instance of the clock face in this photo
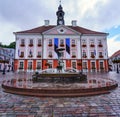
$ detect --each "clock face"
[59,21,63,25]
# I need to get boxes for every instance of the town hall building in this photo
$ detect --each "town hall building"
[14,3,109,72]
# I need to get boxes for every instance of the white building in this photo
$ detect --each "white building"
[14,3,109,73]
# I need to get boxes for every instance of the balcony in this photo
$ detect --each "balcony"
[29,44,33,47]
[82,44,86,47]
[90,44,95,47]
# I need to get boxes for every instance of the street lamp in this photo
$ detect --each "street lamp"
[112,57,120,74]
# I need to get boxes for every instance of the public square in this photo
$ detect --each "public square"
[0,72,120,117]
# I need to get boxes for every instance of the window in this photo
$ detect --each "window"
[72,62,76,69]
[19,62,24,69]
[20,52,24,57]
[100,62,104,69]
[37,51,41,57]
[38,39,42,46]
[28,62,32,70]
[72,39,75,46]
[37,62,41,69]
[90,40,94,47]
[91,62,95,69]
[28,50,33,57]
[82,51,87,58]
[21,39,25,46]
[72,52,76,58]
[48,51,52,57]
[98,40,103,47]
[29,39,33,46]
[60,39,64,45]
[49,39,52,45]
[82,40,87,47]
[99,52,103,58]
[82,62,87,69]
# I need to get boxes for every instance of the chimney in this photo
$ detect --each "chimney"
[72,20,77,27]
[44,20,49,26]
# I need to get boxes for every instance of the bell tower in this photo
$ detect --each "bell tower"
[56,0,65,25]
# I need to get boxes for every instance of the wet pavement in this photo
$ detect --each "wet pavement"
[0,71,120,117]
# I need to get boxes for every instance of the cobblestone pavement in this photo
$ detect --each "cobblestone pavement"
[0,72,120,117]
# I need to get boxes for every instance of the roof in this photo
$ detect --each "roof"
[15,25,107,35]
[110,50,120,58]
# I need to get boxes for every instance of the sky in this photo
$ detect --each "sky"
[0,0,120,57]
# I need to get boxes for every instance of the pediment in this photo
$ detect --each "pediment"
[43,25,80,35]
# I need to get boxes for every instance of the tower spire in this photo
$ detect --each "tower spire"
[56,0,65,25]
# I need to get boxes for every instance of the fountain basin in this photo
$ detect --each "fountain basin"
[2,78,118,97]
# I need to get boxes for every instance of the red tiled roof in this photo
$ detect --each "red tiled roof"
[15,25,107,35]
[110,50,120,58]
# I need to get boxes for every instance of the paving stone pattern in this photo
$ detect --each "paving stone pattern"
[0,72,120,117]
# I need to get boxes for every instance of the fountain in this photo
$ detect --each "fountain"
[32,48,87,83]
[2,48,118,97]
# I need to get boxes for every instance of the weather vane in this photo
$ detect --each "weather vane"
[59,0,61,5]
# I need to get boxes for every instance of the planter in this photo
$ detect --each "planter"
[82,45,86,47]
[29,44,33,47]
[90,45,95,47]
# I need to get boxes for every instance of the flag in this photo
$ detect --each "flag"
[18,49,20,56]
[66,38,71,58]
[54,38,59,58]
[94,49,96,56]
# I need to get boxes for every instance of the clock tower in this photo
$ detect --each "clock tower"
[56,2,65,25]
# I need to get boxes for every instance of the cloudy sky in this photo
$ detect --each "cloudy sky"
[0,0,120,56]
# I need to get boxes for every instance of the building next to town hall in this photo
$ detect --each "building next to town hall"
[14,3,109,73]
